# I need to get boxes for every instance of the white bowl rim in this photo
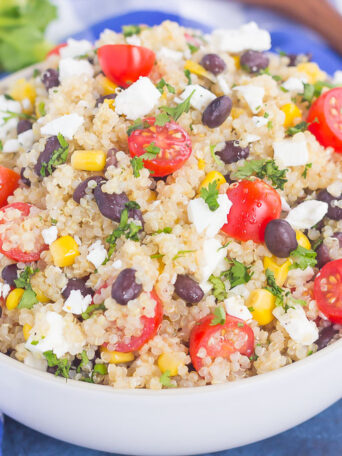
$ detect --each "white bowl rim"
[2,338,342,397]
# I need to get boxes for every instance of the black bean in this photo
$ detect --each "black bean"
[316,325,339,350]
[17,119,32,135]
[174,275,204,303]
[95,93,116,107]
[224,172,236,184]
[73,176,105,204]
[20,168,31,187]
[317,189,342,221]
[0,307,2,318]
[104,148,118,171]
[202,96,232,128]
[62,277,94,300]
[264,219,298,258]
[111,269,142,305]
[333,232,342,247]
[1,264,19,288]
[34,136,61,177]
[42,68,60,90]
[240,50,269,73]
[94,186,143,225]
[47,365,58,375]
[287,53,312,67]
[200,54,226,75]
[216,140,249,164]
[316,243,331,269]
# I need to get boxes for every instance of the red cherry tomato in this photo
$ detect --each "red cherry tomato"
[97,44,155,88]
[0,166,19,207]
[190,313,255,373]
[307,88,342,153]
[128,117,192,177]
[221,179,281,244]
[46,43,67,58]
[114,289,163,352]
[314,259,342,324]
[0,202,47,262]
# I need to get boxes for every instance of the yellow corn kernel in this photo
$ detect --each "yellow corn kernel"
[33,288,50,303]
[231,107,244,119]
[50,236,80,267]
[71,150,106,172]
[99,75,118,95]
[157,353,182,376]
[184,60,213,81]
[6,288,24,310]
[23,323,32,341]
[263,256,291,287]
[10,78,36,106]
[199,171,226,192]
[296,62,325,84]
[280,103,302,128]
[232,55,240,69]
[198,159,206,170]
[104,98,115,110]
[247,289,276,326]
[101,346,134,364]
[296,230,311,249]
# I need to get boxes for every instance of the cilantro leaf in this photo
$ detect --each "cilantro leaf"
[286,121,309,136]
[208,275,227,301]
[154,112,170,127]
[160,370,177,388]
[302,81,337,105]
[40,133,69,177]
[14,266,39,309]
[302,162,312,178]
[151,227,172,235]
[232,159,288,190]
[77,350,89,373]
[184,69,192,85]
[127,118,150,136]
[210,305,226,326]
[93,364,108,375]
[265,269,284,307]
[187,43,199,54]
[130,142,160,177]
[200,180,219,211]
[156,78,175,94]
[38,101,46,117]
[122,25,141,37]
[130,156,144,178]
[160,90,195,121]
[289,245,317,270]
[14,266,38,289]
[210,144,224,167]
[43,350,70,378]
[81,303,106,320]
[172,250,195,261]
[18,288,38,309]
[221,259,252,288]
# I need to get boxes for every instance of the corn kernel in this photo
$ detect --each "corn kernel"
[296,62,325,84]
[231,107,244,119]
[157,353,182,376]
[280,103,302,128]
[198,159,206,170]
[33,288,50,303]
[101,346,134,364]
[232,55,240,69]
[184,60,214,81]
[71,150,106,172]
[99,75,118,95]
[10,78,36,105]
[23,323,32,341]
[50,236,80,267]
[104,98,115,110]
[199,171,226,192]
[263,256,291,286]
[247,289,276,325]
[6,288,24,310]
[296,230,311,250]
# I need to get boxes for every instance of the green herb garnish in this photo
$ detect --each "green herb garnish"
[43,350,70,378]
[160,90,195,122]
[232,159,288,190]
[154,112,170,127]
[150,253,165,259]
[187,43,199,54]
[302,162,312,178]
[14,266,39,309]
[184,69,192,85]
[93,364,108,375]
[160,370,177,388]
[289,245,317,270]
[156,78,175,94]
[151,227,172,235]
[210,144,224,167]
[265,269,284,307]
[127,118,150,136]
[40,133,69,177]
[200,180,219,211]
[221,259,252,288]
[122,25,141,37]
[286,121,309,136]
[130,142,160,177]
[208,275,227,301]
[77,350,89,373]
[38,101,46,117]
[81,303,106,320]
[172,249,195,261]
[210,305,226,326]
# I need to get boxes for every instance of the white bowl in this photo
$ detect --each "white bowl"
[1,340,341,455]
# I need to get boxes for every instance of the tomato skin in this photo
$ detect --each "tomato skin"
[307,88,342,153]
[97,44,155,88]
[221,179,281,244]
[0,166,20,207]
[128,117,192,177]
[46,43,67,58]
[0,202,47,262]
[190,314,254,373]
[114,289,163,352]
[314,259,342,324]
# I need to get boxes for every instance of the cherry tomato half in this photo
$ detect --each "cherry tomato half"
[314,259,342,324]
[221,179,281,244]
[46,43,67,58]
[0,202,47,262]
[128,117,192,177]
[114,289,163,352]
[0,166,19,208]
[190,313,254,373]
[97,44,155,88]
[307,87,342,153]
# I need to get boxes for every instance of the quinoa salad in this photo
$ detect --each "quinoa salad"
[0,21,341,389]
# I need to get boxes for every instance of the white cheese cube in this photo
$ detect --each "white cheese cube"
[113,259,123,269]
[126,35,141,46]
[157,47,183,61]
[281,77,306,93]
[273,304,318,346]
[333,70,342,84]
[229,284,251,300]
[217,75,231,95]
[115,77,161,120]
[2,139,19,153]
[234,85,265,113]
[224,295,252,321]
[0,283,10,299]
[41,113,84,140]
[286,200,328,230]
[24,352,47,371]
[59,58,94,83]
[200,238,228,288]
[281,196,291,212]
[18,129,34,149]
[87,240,107,268]
[187,194,232,238]
[177,84,216,111]
[252,116,268,127]
[273,139,309,167]
[63,289,92,315]
[210,22,271,53]
[42,226,58,245]
[245,134,261,143]
[60,38,93,59]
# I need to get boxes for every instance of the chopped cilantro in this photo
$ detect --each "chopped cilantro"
[30,340,39,346]
[302,81,336,105]
[302,162,312,178]
[0,110,35,124]
[187,43,199,54]
[131,157,144,178]
[151,227,172,235]
[77,350,89,373]
[150,253,164,259]
[43,350,70,378]
[307,350,313,356]
[258,68,282,81]
[40,133,69,177]
[248,306,255,312]
[93,364,108,375]
[160,370,177,388]
[156,78,175,94]
[38,101,46,117]
[286,121,309,136]
[289,245,317,270]
[249,354,258,361]
[184,69,192,85]
[4,94,14,101]
[210,144,224,167]
[50,218,57,225]
[172,250,195,261]
[200,180,219,211]
[237,322,244,327]
[208,275,227,301]
[143,142,161,158]
[122,25,141,37]
[232,159,288,190]
[130,142,160,177]
[81,303,106,320]
[155,112,171,127]
[160,90,195,121]
[312,238,323,251]
[33,68,41,78]
[280,86,289,93]
[0,140,2,151]
[15,266,39,310]
[218,241,231,251]
[221,259,252,288]
[127,118,150,136]
[267,120,273,130]
[265,269,284,307]
[210,305,226,326]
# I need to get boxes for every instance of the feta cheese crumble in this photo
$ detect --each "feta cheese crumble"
[157,47,183,61]
[40,113,84,140]
[2,138,19,153]
[18,129,34,149]
[42,226,58,245]
[245,134,261,143]
[286,200,328,230]
[252,116,268,127]
[126,35,141,46]
[115,77,161,120]
[87,240,107,268]
[216,75,231,95]
[234,85,265,113]
[273,139,309,167]
[224,295,252,321]
[273,304,318,346]
[59,38,93,59]
[63,289,92,314]
[200,238,228,291]
[210,22,271,53]
[177,84,216,111]
[0,282,10,299]
[281,77,306,93]
[59,58,94,83]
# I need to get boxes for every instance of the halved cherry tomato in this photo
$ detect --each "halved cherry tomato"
[0,202,47,262]
[307,87,342,153]
[314,259,342,324]
[221,179,281,244]
[97,44,155,88]
[128,117,192,177]
[0,166,20,208]
[190,313,254,373]
[46,43,67,58]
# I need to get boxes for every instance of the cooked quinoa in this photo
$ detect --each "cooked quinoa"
[0,20,341,389]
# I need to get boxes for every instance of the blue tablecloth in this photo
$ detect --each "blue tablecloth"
[1,1,342,454]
